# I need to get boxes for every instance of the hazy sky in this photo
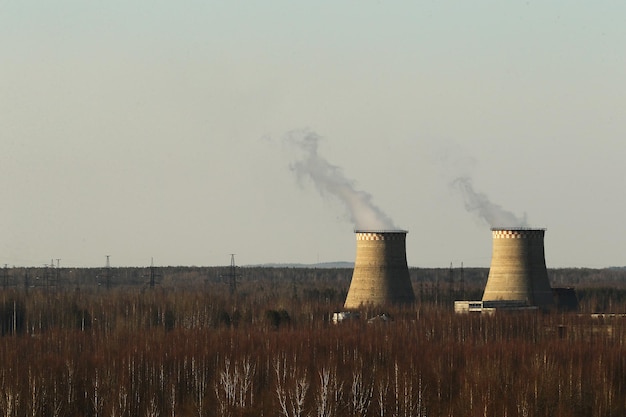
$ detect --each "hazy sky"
[2,2,626,268]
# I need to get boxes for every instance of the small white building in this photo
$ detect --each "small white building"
[332,311,360,323]
[454,300,538,314]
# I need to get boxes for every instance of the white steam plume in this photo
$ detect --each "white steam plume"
[452,176,528,228]
[285,129,397,231]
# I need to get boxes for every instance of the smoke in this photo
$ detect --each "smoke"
[452,176,528,228]
[285,129,397,231]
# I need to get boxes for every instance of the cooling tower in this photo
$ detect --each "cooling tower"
[482,228,554,310]
[344,230,415,309]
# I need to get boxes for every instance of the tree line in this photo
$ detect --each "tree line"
[2,265,626,313]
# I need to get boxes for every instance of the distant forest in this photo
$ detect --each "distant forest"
[2,265,626,313]
[1,266,626,416]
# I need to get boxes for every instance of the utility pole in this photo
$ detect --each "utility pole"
[449,262,454,304]
[106,255,111,289]
[56,259,61,289]
[47,258,58,291]
[229,254,237,295]
[460,262,465,299]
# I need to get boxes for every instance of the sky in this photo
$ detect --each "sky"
[2,2,626,268]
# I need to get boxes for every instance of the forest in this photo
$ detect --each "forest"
[0,265,625,417]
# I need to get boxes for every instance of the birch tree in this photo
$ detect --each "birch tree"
[214,357,256,417]
[347,368,371,417]
[275,356,309,417]
[314,367,343,417]
[191,358,209,417]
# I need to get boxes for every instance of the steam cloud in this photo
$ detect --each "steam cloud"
[286,130,397,231]
[452,176,528,228]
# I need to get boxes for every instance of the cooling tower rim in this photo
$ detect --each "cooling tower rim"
[354,229,408,234]
[491,227,546,232]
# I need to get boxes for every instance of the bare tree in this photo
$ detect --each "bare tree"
[65,360,75,407]
[0,375,19,417]
[169,383,176,417]
[215,357,256,417]
[145,395,160,417]
[191,358,209,417]
[110,385,129,417]
[27,370,45,417]
[275,356,309,417]
[349,369,373,417]
[48,380,64,417]
[91,370,104,417]
[314,367,343,417]
[376,378,388,417]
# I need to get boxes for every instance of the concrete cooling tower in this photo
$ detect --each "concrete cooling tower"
[482,228,554,310]
[344,230,415,309]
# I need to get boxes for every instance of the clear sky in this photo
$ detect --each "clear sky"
[2,2,625,268]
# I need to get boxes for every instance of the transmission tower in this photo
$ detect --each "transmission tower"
[148,258,161,289]
[221,254,240,296]
[99,255,112,289]
[44,259,55,291]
